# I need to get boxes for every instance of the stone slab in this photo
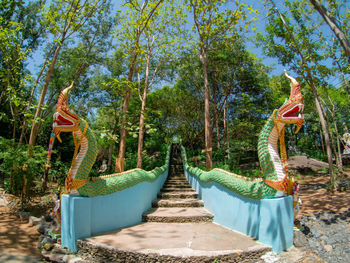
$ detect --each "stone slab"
[152,198,204,207]
[143,207,213,222]
[84,222,270,257]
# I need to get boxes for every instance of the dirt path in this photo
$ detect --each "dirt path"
[0,207,41,260]
[297,174,350,217]
[288,155,350,217]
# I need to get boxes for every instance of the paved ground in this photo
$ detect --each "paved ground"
[86,222,269,257]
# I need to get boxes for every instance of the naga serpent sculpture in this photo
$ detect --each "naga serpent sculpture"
[182,71,304,200]
[52,71,302,201]
[52,84,169,197]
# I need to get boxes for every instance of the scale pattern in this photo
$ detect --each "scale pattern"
[71,121,170,197]
[181,116,278,200]
[54,71,302,199]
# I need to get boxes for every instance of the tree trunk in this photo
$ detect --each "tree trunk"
[310,0,350,61]
[137,48,152,168]
[223,97,227,146]
[329,96,343,173]
[28,42,63,147]
[19,46,53,144]
[137,98,147,168]
[9,102,16,139]
[320,128,325,157]
[107,144,113,172]
[309,78,335,184]
[213,82,220,149]
[200,48,212,170]
[117,52,138,171]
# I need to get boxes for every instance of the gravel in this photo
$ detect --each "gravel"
[296,208,350,263]
[259,207,350,263]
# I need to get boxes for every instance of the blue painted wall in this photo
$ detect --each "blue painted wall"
[184,163,293,253]
[61,168,168,252]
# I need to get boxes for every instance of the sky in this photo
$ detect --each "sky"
[26,0,346,89]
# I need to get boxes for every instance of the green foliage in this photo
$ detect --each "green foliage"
[187,146,260,178]
[124,143,168,171]
[48,157,70,186]
[0,136,46,198]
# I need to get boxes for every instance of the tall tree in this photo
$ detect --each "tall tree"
[188,0,254,169]
[310,0,350,61]
[0,0,43,139]
[114,0,164,172]
[28,0,106,147]
[136,1,186,168]
[259,0,336,186]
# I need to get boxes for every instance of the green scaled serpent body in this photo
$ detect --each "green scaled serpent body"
[182,71,304,200]
[52,84,169,197]
[53,71,303,199]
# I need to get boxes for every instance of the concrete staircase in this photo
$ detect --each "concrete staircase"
[142,145,213,223]
[77,144,271,262]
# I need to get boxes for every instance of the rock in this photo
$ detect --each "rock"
[39,234,45,242]
[308,239,318,249]
[43,243,54,251]
[17,210,30,219]
[37,222,51,234]
[326,237,337,245]
[29,215,43,226]
[42,236,55,245]
[63,254,86,263]
[311,229,321,238]
[294,231,307,247]
[309,214,317,221]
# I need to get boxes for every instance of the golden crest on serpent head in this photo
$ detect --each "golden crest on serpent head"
[277,70,304,134]
[53,82,80,142]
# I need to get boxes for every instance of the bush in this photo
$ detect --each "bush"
[0,136,47,203]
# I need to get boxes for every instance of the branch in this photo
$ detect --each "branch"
[139,0,164,37]
[138,73,143,102]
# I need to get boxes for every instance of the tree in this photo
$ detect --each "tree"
[188,0,254,169]
[136,1,187,168]
[28,0,107,147]
[258,0,336,186]
[114,0,165,171]
[310,0,350,61]
[0,0,44,140]
[91,49,128,171]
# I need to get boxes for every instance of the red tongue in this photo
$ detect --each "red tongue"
[56,115,73,125]
[283,106,299,118]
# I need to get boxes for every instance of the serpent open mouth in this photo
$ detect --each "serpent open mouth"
[281,103,304,120]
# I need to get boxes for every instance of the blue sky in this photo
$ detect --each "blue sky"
[26,0,345,89]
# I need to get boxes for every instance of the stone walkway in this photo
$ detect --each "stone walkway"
[77,144,270,262]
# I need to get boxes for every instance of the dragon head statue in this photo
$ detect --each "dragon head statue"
[276,70,304,134]
[52,82,80,143]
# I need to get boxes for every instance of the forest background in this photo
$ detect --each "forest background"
[0,0,349,206]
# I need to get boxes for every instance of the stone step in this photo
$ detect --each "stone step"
[167,173,186,177]
[162,184,192,189]
[169,167,184,172]
[157,192,198,199]
[161,188,194,192]
[166,177,187,180]
[164,181,188,185]
[169,164,183,168]
[142,207,213,223]
[79,222,271,262]
[162,185,191,189]
[152,198,204,208]
[166,177,186,180]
